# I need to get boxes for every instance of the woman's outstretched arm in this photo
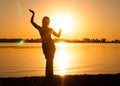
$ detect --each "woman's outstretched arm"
[52,28,62,37]
[29,9,40,29]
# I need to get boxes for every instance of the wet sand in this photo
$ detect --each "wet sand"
[0,74,120,86]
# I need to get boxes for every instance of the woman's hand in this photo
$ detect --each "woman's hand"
[29,9,35,14]
[59,28,62,33]
[58,28,62,37]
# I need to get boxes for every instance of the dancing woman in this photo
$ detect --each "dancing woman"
[29,9,62,78]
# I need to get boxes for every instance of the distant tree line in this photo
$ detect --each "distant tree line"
[0,39,23,43]
[82,38,120,43]
[0,38,120,43]
[0,38,42,43]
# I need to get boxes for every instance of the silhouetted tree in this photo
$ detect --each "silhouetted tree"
[82,38,90,42]
[101,38,106,43]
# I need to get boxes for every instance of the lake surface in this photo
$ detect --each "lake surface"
[0,43,120,77]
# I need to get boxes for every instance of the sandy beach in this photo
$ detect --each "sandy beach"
[0,74,120,86]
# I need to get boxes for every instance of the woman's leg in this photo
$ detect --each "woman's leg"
[45,52,54,79]
[43,45,55,78]
[46,57,53,79]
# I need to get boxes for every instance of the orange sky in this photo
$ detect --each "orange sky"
[0,0,120,40]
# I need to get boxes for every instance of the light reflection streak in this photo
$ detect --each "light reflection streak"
[55,42,68,76]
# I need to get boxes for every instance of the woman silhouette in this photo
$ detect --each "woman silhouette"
[29,9,61,78]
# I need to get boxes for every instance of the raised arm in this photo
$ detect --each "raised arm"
[29,9,40,29]
[52,28,62,37]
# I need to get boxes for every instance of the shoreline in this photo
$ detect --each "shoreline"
[0,73,120,86]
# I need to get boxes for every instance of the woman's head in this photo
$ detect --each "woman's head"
[42,16,50,27]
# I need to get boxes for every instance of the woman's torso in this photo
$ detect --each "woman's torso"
[38,27,55,49]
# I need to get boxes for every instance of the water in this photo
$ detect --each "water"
[0,43,120,77]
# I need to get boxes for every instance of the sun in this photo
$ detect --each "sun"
[50,14,74,33]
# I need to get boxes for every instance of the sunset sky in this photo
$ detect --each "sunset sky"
[0,0,120,40]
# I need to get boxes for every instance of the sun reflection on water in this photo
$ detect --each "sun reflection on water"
[55,42,68,76]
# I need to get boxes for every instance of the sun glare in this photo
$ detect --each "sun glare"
[18,39,24,45]
[50,14,74,33]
